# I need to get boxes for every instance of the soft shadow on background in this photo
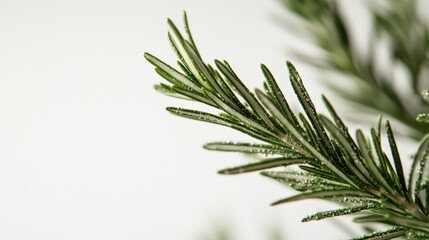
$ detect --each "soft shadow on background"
[0,0,365,239]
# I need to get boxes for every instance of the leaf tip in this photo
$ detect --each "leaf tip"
[214,59,224,69]
[202,143,213,150]
[321,94,328,101]
[143,52,152,60]
[270,199,284,206]
[165,106,177,113]
[217,169,231,175]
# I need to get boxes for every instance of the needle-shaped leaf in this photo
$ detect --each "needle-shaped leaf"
[302,203,382,222]
[205,90,278,139]
[145,53,201,92]
[385,121,407,198]
[209,64,247,112]
[322,95,360,154]
[298,165,343,183]
[261,64,301,130]
[166,107,281,145]
[256,89,356,187]
[321,115,373,186]
[350,227,406,240]
[171,86,215,107]
[154,83,190,100]
[353,214,387,223]
[370,128,397,195]
[356,130,394,194]
[298,113,319,149]
[183,12,199,56]
[178,40,213,90]
[409,134,429,203]
[263,170,352,192]
[167,20,209,88]
[203,142,297,155]
[216,60,279,133]
[272,190,372,206]
[218,157,309,175]
[182,41,239,101]
[287,61,335,158]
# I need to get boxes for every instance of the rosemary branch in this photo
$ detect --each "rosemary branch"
[146,12,429,240]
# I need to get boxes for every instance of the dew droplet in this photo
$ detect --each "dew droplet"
[416,113,429,123]
[422,89,429,103]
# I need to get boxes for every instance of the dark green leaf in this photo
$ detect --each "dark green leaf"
[216,60,279,132]
[298,165,343,183]
[261,64,301,130]
[350,227,406,240]
[385,121,408,198]
[256,89,356,187]
[409,134,429,203]
[298,113,319,147]
[321,115,373,186]
[356,130,394,194]
[287,61,335,158]
[370,127,397,195]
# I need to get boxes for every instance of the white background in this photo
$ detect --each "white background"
[0,0,377,239]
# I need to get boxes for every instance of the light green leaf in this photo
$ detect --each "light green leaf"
[144,52,201,92]
[154,83,189,100]
[171,86,215,107]
[271,189,372,206]
[203,142,296,155]
[302,203,381,222]
[166,107,281,145]
[182,12,199,56]
[205,90,278,140]
[262,170,345,186]
[218,157,309,175]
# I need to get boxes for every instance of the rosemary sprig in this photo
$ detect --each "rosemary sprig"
[146,13,429,239]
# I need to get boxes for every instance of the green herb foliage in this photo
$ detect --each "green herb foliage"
[145,13,429,239]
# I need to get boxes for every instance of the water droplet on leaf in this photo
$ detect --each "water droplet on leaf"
[417,113,429,123]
